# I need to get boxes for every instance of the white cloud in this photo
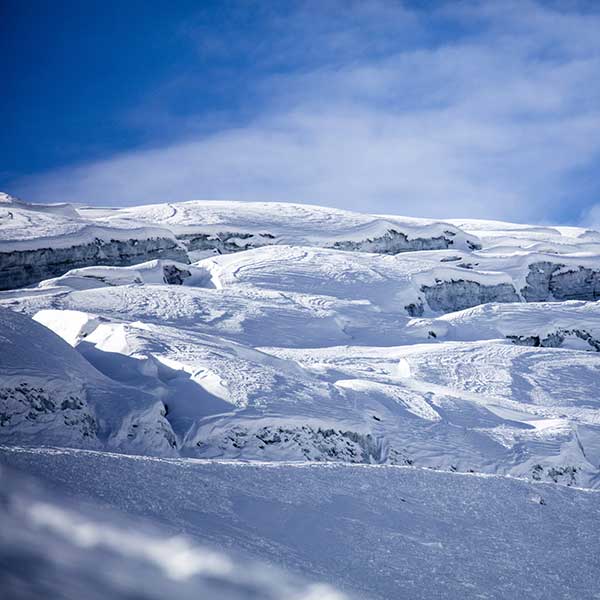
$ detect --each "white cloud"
[13,0,600,223]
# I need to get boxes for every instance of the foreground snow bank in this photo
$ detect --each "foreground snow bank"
[2,447,598,600]
[0,463,345,600]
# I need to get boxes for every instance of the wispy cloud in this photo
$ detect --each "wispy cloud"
[13,0,600,223]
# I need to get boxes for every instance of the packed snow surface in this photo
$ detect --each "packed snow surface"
[1,447,599,600]
[0,463,345,600]
[2,196,600,597]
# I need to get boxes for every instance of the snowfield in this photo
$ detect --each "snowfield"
[0,462,346,600]
[1,447,599,600]
[1,195,600,598]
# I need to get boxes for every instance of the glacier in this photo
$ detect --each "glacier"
[1,195,600,599]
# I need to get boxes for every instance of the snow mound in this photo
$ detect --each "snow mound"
[0,308,176,454]
[35,259,213,291]
[424,300,600,350]
[198,245,600,315]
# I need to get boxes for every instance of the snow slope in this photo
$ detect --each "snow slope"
[2,447,599,600]
[0,463,345,600]
[3,261,600,486]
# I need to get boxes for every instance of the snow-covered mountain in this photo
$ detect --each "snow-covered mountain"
[1,195,600,598]
[1,195,484,290]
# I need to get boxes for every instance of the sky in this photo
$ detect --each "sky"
[2,0,600,225]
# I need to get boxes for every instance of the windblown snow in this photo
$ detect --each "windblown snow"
[1,194,600,599]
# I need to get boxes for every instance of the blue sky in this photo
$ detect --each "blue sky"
[2,1,600,224]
